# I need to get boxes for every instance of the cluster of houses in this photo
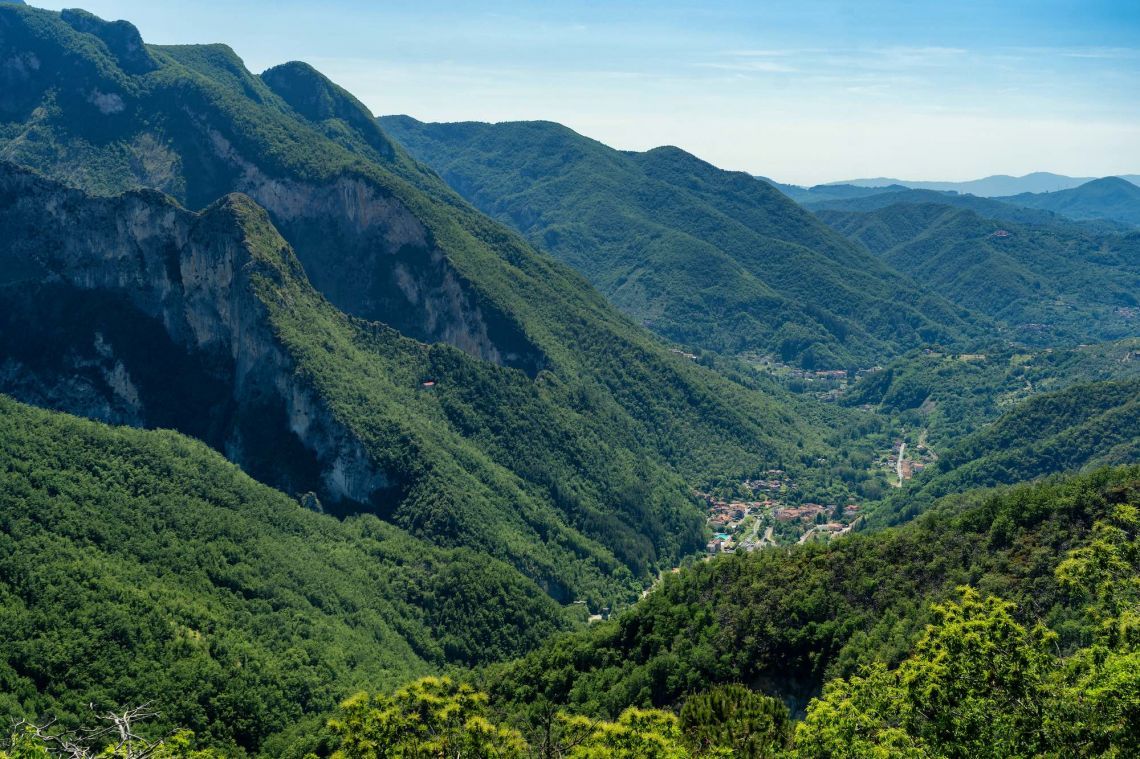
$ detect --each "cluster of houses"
[774,502,860,523]
[700,470,864,553]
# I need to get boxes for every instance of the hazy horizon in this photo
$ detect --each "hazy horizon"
[32,0,1140,185]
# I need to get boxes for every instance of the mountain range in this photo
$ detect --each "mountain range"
[381,116,982,368]
[995,176,1140,227]
[0,4,1138,757]
[815,171,1140,197]
[0,3,839,613]
[816,201,1140,344]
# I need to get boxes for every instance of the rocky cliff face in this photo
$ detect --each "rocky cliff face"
[202,127,545,375]
[0,163,394,509]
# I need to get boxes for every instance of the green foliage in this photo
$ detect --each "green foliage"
[819,202,1140,345]
[874,377,1140,526]
[794,589,1057,758]
[482,467,1140,725]
[380,116,981,368]
[679,684,789,757]
[328,677,527,759]
[562,708,689,759]
[325,679,696,759]
[0,397,568,753]
[792,503,1140,758]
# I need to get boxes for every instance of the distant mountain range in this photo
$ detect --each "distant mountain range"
[816,172,1140,197]
[382,116,983,368]
[817,202,1140,345]
[996,176,1140,227]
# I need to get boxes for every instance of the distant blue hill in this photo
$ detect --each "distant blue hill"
[996,177,1140,227]
[812,172,1140,198]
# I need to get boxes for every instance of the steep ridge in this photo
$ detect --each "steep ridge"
[997,176,1140,227]
[380,116,982,369]
[0,396,569,753]
[817,203,1140,344]
[0,163,387,503]
[0,163,696,606]
[0,5,844,606]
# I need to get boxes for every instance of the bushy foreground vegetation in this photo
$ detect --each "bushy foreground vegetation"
[0,398,569,754]
[6,469,1136,756]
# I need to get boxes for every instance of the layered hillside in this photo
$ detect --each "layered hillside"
[872,378,1140,526]
[997,176,1140,227]
[381,116,982,369]
[818,203,1140,344]
[804,187,1089,227]
[0,5,848,607]
[0,396,570,753]
[480,466,1140,728]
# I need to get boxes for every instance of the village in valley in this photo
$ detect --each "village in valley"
[698,470,863,553]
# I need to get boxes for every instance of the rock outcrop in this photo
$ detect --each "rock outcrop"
[0,163,393,509]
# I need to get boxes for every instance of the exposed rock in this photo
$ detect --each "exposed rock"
[0,163,394,510]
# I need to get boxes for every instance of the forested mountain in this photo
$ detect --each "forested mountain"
[997,176,1140,227]
[844,340,1140,446]
[872,378,1140,526]
[0,397,569,754]
[0,4,1137,758]
[817,202,1140,344]
[0,3,861,609]
[459,466,1140,757]
[803,187,1091,227]
[756,178,910,204]
[380,116,983,368]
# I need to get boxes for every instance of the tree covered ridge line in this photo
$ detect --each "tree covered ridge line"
[0,2,872,610]
[379,115,986,370]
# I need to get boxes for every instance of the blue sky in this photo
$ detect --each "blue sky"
[33,0,1140,185]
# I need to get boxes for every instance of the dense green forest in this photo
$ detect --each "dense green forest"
[3,400,1135,757]
[818,202,1140,344]
[0,5,1137,758]
[870,378,1140,526]
[0,3,876,610]
[844,341,1140,447]
[0,397,571,754]
[801,186,1117,228]
[380,116,982,368]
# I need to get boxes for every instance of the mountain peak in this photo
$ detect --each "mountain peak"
[261,60,396,160]
[59,8,157,74]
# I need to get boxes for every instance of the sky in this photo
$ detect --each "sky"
[31,0,1140,186]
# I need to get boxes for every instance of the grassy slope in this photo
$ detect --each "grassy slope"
[818,203,1140,344]
[0,396,570,754]
[380,116,982,369]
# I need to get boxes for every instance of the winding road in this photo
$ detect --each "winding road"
[894,442,907,487]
